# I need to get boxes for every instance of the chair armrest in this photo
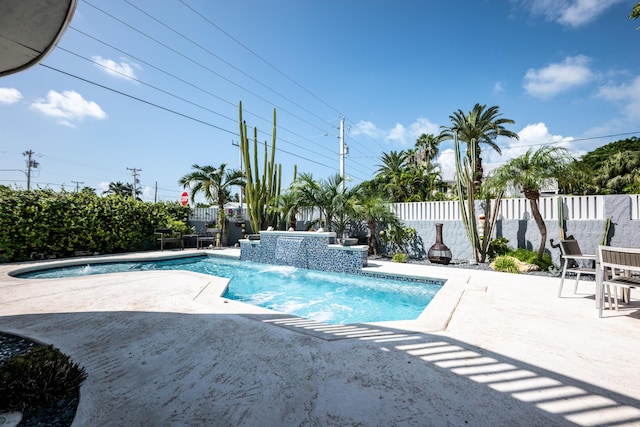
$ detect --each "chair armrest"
[565,254,596,261]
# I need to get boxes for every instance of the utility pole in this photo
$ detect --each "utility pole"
[127,167,141,200]
[23,150,39,191]
[71,180,83,191]
[339,117,346,193]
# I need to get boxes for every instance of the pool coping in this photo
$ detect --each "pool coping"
[3,249,640,426]
[2,248,467,333]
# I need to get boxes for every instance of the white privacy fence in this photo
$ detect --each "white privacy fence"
[189,195,639,224]
[189,207,219,222]
[391,195,606,221]
[389,201,460,221]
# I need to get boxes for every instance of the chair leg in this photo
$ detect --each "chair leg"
[573,272,581,294]
[609,286,617,310]
[558,259,569,297]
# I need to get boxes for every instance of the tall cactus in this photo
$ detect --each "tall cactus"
[239,101,282,233]
[454,132,502,263]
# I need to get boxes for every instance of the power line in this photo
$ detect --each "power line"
[83,0,335,138]
[125,0,337,130]
[176,0,343,117]
[497,131,640,150]
[41,64,236,133]
[73,1,375,178]
[56,44,340,165]
[40,64,346,173]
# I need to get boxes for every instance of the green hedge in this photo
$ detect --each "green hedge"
[0,188,189,262]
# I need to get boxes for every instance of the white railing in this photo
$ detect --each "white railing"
[560,195,604,220]
[389,196,605,222]
[189,195,609,224]
[189,205,245,223]
[631,194,640,220]
[497,195,603,220]
[298,207,322,223]
[190,207,217,222]
[390,201,461,221]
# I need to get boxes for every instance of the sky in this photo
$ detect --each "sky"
[0,0,638,204]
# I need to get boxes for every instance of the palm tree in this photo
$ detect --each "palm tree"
[631,2,640,21]
[269,188,300,231]
[292,173,345,232]
[489,146,574,260]
[593,151,640,194]
[351,185,401,255]
[179,163,244,246]
[375,150,406,177]
[415,133,440,165]
[440,103,519,189]
[375,150,410,202]
[103,181,141,200]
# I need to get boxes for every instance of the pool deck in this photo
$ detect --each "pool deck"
[1,249,639,426]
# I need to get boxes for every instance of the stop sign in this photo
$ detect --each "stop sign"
[180,191,189,206]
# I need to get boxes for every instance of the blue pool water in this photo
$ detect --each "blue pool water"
[17,256,442,324]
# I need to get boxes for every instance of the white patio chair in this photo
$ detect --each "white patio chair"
[597,245,640,317]
[558,239,597,298]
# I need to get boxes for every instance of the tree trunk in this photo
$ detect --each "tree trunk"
[217,205,228,247]
[525,189,546,260]
[289,212,297,231]
[367,220,378,255]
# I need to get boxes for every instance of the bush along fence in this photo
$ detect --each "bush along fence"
[191,194,639,266]
[0,189,190,262]
[395,194,636,265]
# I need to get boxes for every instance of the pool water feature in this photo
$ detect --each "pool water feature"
[16,256,443,325]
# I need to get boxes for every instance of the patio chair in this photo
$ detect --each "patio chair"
[597,245,640,317]
[154,228,183,251]
[558,239,597,298]
[197,228,219,249]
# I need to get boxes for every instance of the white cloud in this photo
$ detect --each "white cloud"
[141,186,155,201]
[484,122,576,169]
[97,181,110,194]
[557,0,624,27]
[92,56,138,80]
[437,148,456,181]
[0,87,22,104]
[351,120,384,139]
[597,75,640,121]
[523,55,593,99]
[31,90,107,126]
[352,117,439,146]
[521,0,624,28]
[493,82,505,94]
[440,123,576,176]
[386,123,407,145]
[409,118,440,139]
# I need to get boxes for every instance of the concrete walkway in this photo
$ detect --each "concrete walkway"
[1,250,639,426]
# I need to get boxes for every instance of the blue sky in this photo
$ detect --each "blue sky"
[0,0,638,203]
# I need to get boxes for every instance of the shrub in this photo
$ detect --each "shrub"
[0,188,189,262]
[0,345,87,411]
[509,248,553,271]
[392,252,408,263]
[381,226,417,256]
[488,237,512,259]
[491,255,520,274]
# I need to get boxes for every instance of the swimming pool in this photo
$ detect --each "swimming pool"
[16,256,443,325]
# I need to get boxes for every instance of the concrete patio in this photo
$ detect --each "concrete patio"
[1,249,639,426]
